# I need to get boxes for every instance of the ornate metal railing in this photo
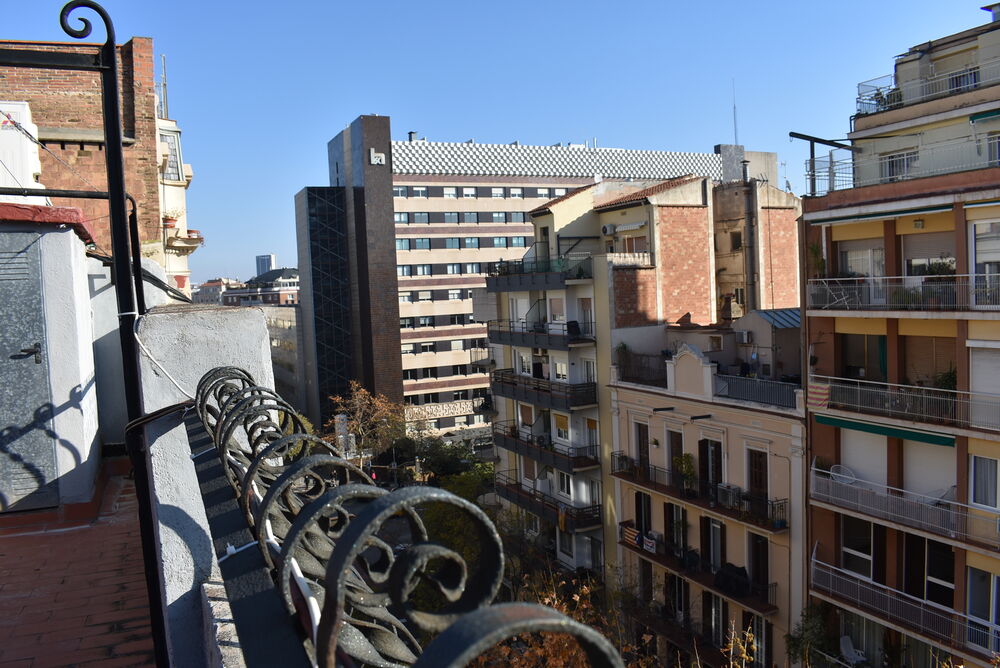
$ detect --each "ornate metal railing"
[195,367,624,667]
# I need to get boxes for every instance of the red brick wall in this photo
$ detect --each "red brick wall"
[656,205,714,325]
[0,38,161,254]
[612,267,657,328]
[757,204,800,309]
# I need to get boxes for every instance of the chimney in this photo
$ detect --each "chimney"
[407,131,417,142]
[983,3,1000,21]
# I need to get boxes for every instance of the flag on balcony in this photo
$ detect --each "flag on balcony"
[558,504,567,531]
[807,381,830,409]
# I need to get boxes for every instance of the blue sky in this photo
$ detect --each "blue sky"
[4,1,987,282]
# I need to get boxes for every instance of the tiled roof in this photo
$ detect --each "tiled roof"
[391,141,723,179]
[753,307,801,329]
[529,183,597,215]
[594,175,701,210]
[248,267,298,284]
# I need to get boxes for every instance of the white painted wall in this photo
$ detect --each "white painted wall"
[840,430,888,485]
[903,439,957,497]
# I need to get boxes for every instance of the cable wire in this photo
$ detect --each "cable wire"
[0,106,102,191]
[133,315,195,400]
[0,156,25,189]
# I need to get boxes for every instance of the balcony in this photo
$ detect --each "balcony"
[494,470,601,531]
[623,605,726,667]
[491,369,598,410]
[615,351,668,388]
[607,251,654,268]
[856,57,1000,116]
[812,374,1000,434]
[805,137,1000,195]
[807,275,1000,312]
[492,421,600,473]
[811,558,996,660]
[485,255,593,292]
[611,453,789,531]
[810,467,1000,550]
[618,521,777,615]
[487,319,595,351]
[713,374,799,409]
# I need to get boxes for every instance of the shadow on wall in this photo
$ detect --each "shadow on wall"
[0,376,97,512]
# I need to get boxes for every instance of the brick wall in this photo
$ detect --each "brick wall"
[0,38,161,254]
[612,267,658,328]
[757,204,800,309]
[656,205,714,325]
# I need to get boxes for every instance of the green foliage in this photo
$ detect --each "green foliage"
[785,603,831,663]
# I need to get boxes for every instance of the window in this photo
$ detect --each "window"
[493,236,508,248]
[420,342,434,353]
[401,343,415,354]
[526,513,539,534]
[730,231,742,251]
[412,212,429,224]
[924,539,955,607]
[454,415,467,426]
[842,515,873,579]
[707,518,724,573]
[707,593,726,648]
[518,353,531,374]
[448,289,462,300]
[462,212,477,223]
[509,187,523,199]
[462,187,476,198]
[558,527,574,556]
[444,212,459,223]
[160,132,182,181]
[709,335,723,352]
[417,291,432,301]
[989,134,1000,167]
[449,314,467,325]
[549,297,565,322]
[558,471,572,497]
[967,566,1000,651]
[879,149,918,183]
[734,287,745,306]
[537,187,550,198]
[510,212,525,223]
[554,362,568,380]
[464,237,479,248]
[397,265,412,276]
[399,292,412,302]
[511,236,526,247]
[554,188,567,196]
[464,263,481,274]
[417,316,434,327]
[394,212,408,224]
[446,263,462,274]
[471,414,485,425]
[411,186,428,198]
[395,239,410,251]
[450,340,464,351]
[555,414,569,440]
[445,238,460,249]
[393,186,407,198]
[421,367,437,379]
[492,212,505,223]
[972,456,999,508]
[586,418,598,446]
[414,238,430,250]
[415,264,432,275]
[443,187,457,199]
[452,366,468,378]
[491,187,504,198]
[403,369,419,380]
[400,317,415,328]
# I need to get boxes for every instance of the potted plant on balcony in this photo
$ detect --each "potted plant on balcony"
[674,453,697,497]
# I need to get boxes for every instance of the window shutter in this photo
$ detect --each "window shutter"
[873,523,887,585]
[698,439,709,487]
[719,520,727,564]
[700,516,711,561]
[702,591,711,634]
[681,507,688,548]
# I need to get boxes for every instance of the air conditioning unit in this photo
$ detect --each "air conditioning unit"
[735,330,753,344]
[601,224,616,236]
[717,483,743,509]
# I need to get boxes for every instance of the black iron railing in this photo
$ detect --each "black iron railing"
[492,421,599,473]
[487,319,595,350]
[713,374,798,409]
[494,470,602,531]
[196,367,623,667]
[491,369,598,409]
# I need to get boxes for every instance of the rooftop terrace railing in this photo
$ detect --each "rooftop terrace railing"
[713,374,798,409]
[856,57,1000,115]
[807,274,1000,311]
[195,366,624,667]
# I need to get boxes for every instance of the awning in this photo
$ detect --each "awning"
[970,109,1000,123]
[810,204,953,225]
[616,221,647,232]
[815,414,955,447]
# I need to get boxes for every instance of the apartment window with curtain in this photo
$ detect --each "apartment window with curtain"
[491,187,505,198]
[462,212,477,223]
[445,238,460,249]
[842,515,873,579]
[509,187,523,198]
[972,455,999,508]
[554,414,569,440]
[462,187,476,198]
[967,566,1000,652]
[557,471,571,498]
[443,187,457,199]
[413,238,430,250]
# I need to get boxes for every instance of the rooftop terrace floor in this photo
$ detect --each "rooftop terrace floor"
[0,467,154,667]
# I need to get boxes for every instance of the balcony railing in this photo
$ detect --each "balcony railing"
[810,467,1000,549]
[491,369,598,410]
[623,604,727,666]
[487,319,595,351]
[619,520,778,614]
[811,558,997,659]
[805,136,1000,195]
[856,57,1000,115]
[492,421,599,473]
[812,374,1000,433]
[713,374,798,409]
[807,275,1000,311]
[611,453,789,531]
[616,352,668,388]
[485,255,593,292]
[494,470,602,531]
[607,252,653,268]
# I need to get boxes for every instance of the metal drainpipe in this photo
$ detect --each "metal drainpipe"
[742,160,758,312]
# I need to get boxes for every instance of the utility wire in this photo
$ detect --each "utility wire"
[0,156,25,189]
[0,107,102,191]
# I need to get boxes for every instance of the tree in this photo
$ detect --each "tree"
[325,380,406,456]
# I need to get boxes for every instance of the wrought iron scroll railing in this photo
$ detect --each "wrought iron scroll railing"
[194,367,624,667]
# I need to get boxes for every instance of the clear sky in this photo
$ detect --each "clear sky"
[3,1,988,282]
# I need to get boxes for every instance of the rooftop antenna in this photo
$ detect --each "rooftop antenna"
[732,78,739,146]
[160,54,168,118]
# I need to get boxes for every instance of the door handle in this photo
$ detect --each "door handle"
[20,342,42,364]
